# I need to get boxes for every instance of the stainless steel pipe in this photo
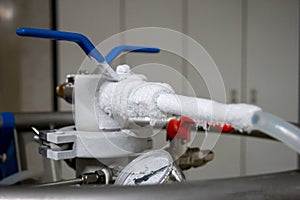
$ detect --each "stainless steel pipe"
[0,112,73,131]
[0,170,299,199]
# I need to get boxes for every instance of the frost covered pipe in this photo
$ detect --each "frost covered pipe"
[97,66,300,154]
[157,94,261,132]
[157,93,300,154]
[98,71,260,132]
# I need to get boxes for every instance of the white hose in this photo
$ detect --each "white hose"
[251,111,300,154]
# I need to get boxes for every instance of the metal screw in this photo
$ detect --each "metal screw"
[0,153,7,163]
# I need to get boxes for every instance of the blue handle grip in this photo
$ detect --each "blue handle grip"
[16,28,105,63]
[105,45,160,64]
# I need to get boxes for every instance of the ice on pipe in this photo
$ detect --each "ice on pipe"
[97,64,261,131]
[116,64,131,74]
[97,71,174,127]
[96,64,300,154]
[157,93,261,132]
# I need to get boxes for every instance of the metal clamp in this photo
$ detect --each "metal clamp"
[32,127,76,160]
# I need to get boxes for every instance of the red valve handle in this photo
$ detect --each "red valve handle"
[207,123,234,133]
[166,117,195,141]
[217,124,234,133]
[166,117,235,141]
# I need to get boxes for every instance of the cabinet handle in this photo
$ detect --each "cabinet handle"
[230,89,238,103]
[250,89,257,104]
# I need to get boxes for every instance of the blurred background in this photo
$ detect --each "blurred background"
[0,0,299,181]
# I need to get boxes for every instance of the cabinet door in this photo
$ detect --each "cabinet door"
[246,0,298,122]
[58,0,122,110]
[187,0,242,103]
[245,0,298,175]
[124,0,185,94]
[186,0,243,180]
[17,0,52,111]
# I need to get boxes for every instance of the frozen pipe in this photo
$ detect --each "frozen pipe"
[157,93,300,154]
[97,78,174,128]
[97,68,300,154]
[98,73,260,131]
[157,93,261,132]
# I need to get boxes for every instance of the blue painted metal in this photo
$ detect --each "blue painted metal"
[0,141,18,181]
[0,112,18,180]
[105,45,160,64]
[0,113,15,154]
[16,28,161,65]
[16,28,105,63]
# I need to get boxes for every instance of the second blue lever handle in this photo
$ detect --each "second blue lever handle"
[105,45,160,64]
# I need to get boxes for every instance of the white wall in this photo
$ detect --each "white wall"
[0,0,52,112]
[18,0,52,111]
[245,0,299,175]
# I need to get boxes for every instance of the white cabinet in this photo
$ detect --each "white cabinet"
[125,0,183,30]
[58,0,122,110]
[246,0,298,122]
[245,0,298,175]
[186,0,299,179]
[124,0,185,94]
[187,0,243,103]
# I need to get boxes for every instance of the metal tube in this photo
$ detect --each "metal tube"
[0,171,299,199]
[0,112,74,131]
[224,130,276,140]
[35,178,82,187]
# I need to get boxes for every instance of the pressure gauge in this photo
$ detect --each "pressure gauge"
[115,150,185,185]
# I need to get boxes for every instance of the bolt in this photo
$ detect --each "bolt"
[0,153,7,163]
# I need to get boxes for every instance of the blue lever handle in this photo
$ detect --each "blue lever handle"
[105,45,160,64]
[16,28,161,65]
[16,28,105,63]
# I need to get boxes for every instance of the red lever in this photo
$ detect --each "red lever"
[166,117,195,141]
